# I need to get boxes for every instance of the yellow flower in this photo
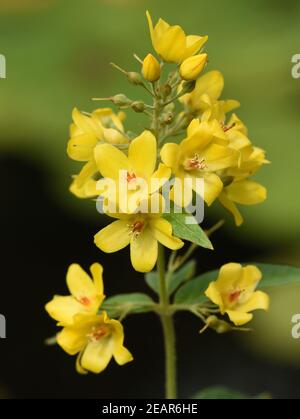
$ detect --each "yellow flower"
[68,108,128,197]
[142,53,161,82]
[45,263,105,326]
[180,71,240,119]
[219,180,267,227]
[180,54,208,81]
[160,119,238,206]
[94,130,171,213]
[94,205,184,273]
[146,11,208,64]
[217,114,268,226]
[57,312,133,374]
[205,263,269,326]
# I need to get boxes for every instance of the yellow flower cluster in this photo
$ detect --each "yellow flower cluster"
[45,263,133,374]
[46,11,270,377]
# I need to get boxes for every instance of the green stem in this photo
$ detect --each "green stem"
[157,245,177,399]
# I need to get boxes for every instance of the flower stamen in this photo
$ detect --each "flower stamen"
[87,326,109,342]
[184,154,207,171]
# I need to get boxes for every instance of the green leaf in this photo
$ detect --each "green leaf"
[174,270,216,304]
[163,212,213,250]
[145,271,158,294]
[145,260,196,295]
[101,293,155,318]
[169,260,197,294]
[256,263,300,288]
[193,387,270,400]
[174,263,300,305]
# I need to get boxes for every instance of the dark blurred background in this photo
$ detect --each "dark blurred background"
[0,0,300,399]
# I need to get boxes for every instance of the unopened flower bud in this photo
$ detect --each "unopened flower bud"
[142,54,161,82]
[180,54,208,81]
[162,112,174,125]
[127,72,144,86]
[111,94,132,107]
[131,101,145,113]
[180,81,196,96]
[205,316,233,334]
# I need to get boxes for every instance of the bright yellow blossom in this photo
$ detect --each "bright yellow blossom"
[217,114,268,226]
[94,130,171,213]
[146,11,208,64]
[180,71,240,119]
[205,263,269,326]
[160,118,238,207]
[94,204,184,273]
[45,263,105,326]
[142,53,161,82]
[68,108,128,197]
[180,54,208,81]
[57,312,133,374]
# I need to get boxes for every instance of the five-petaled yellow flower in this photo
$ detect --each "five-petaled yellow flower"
[161,118,238,207]
[205,263,269,326]
[94,201,184,273]
[94,130,171,213]
[45,263,105,326]
[180,71,240,120]
[68,108,128,198]
[146,11,208,64]
[57,312,133,374]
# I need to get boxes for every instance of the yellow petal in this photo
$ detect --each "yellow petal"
[67,264,102,305]
[239,265,262,290]
[70,178,99,199]
[215,263,243,293]
[225,310,253,326]
[56,325,87,355]
[225,180,267,205]
[202,172,223,206]
[128,131,156,178]
[237,290,269,314]
[170,170,194,207]
[72,108,102,138]
[110,319,133,365]
[90,263,104,296]
[150,163,171,194]
[157,25,186,63]
[45,296,84,326]
[73,160,97,189]
[160,143,180,171]
[150,218,184,250]
[219,191,244,226]
[94,143,130,181]
[205,282,224,312]
[67,134,97,161]
[76,351,88,375]
[80,337,113,374]
[194,71,224,101]
[130,227,158,272]
[202,144,238,171]
[94,220,131,253]
[183,35,208,60]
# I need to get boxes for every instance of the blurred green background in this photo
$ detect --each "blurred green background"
[1,0,300,398]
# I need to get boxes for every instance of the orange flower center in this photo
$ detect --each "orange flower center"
[77,296,91,306]
[126,171,140,191]
[88,326,109,342]
[184,154,206,171]
[132,220,145,234]
[228,290,242,304]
